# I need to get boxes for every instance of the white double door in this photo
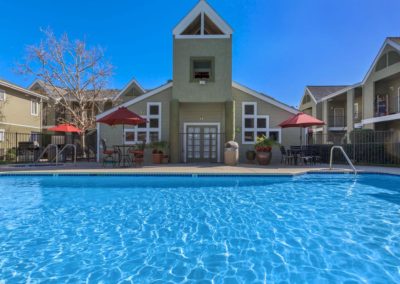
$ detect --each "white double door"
[185,125,218,163]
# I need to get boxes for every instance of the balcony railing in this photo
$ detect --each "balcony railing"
[328,115,346,128]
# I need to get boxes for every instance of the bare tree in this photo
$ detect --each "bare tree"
[19,28,113,153]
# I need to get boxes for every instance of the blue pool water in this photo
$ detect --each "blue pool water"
[0,174,399,283]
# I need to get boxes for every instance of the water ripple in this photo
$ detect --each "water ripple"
[0,174,399,283]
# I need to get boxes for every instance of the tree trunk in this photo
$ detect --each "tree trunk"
[81,132,86,158]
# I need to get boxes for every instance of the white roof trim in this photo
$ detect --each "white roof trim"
[173,0,233,36]
[232,81,299,114]
[0,80,48,100]
[113,77,146,101]
[318,83,361,103]
[361,112,400,125]
[361,38,400,85]
[175,34,230,40]
[96,82,173,120]
[302,88,317,104]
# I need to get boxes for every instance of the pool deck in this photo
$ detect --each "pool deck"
[1,162,399,176]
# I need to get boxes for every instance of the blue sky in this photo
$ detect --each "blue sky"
[0,0,399,107]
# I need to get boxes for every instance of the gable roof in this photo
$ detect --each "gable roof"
[173,0,233,37]
[96,80,298,120]
[0,79,47,100]
[96,82,173,120]
[301,37,400,104]
[361,37,400,84]
[232,82,299,114]
[388,37,400,45]
[113,77,146,101]
[29,80,119,101]
[306,86,349,101]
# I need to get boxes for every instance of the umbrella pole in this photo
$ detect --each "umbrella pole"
[300,128,302,146]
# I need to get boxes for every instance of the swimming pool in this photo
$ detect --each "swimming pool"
[0,174,399,283]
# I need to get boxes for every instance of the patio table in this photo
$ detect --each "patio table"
[289,146,301,165]
[114,145,132,167]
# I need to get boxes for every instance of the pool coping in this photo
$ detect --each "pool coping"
[0,170,399,177]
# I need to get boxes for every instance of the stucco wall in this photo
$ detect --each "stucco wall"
[363,45,400,127]
[232,87,301,163]
[98,87,172,162]
[173,38,232,102]
[0,85,42,133]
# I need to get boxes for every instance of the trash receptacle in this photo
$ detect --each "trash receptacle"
[224,141,239,166]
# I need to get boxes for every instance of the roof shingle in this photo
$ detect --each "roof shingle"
[306,85,349,101]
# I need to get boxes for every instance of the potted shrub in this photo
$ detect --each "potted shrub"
[151,141,168,164]
[246,150,256,163]
[255,136,275,165]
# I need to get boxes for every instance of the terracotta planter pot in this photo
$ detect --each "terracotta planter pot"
[152,153,163,164]
[256,151,272,165]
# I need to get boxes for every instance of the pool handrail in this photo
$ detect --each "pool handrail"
[36,144,59,165]
[56,144,77,165]
[329,146,357,174]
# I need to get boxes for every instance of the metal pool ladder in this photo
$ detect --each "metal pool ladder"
[329,146,357,174]
[55,144,77,164]
[36,144,59,165]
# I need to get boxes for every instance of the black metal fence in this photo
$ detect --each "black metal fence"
[307,130,400,165]
[0,132,97,164]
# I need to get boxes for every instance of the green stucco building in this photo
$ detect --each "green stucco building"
[97,0,300,163]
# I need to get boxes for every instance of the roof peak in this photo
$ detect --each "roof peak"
[173,0,233,37]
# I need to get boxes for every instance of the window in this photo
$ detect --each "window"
[204,14,224,35]
[0,130,4,142]
[191,57,214,82]
[269,129,282,143]
[388,51,400,66]
[375,51,400,72]
[242,102,270,144]
[398,87,400,113]
[31,100,39,116]
[302,94,311,104]
[0,90,5,102]
[375,54,387,72]
[124,102,162,144]
[354,103,359,119]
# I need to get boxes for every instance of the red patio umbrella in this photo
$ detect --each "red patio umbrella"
[48,123,82,133]
[97,107,146,126]
[96,107,146,146]
[279,112,325,145]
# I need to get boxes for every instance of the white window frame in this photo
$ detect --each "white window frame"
[354,103,359,119]
[31,100,39,116]
[333,107,344,127]
[241,102,270,144]
[0,89,6,102]
[398,87,400,113]
[124,102,162,145]
[0,129,4,142]
[268,128,282,144]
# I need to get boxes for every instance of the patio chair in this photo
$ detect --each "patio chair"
[300,146,314,165]
[311,147,321,164]
[280,146,294,165]
[101,139,118,167]
[129,141,145,167]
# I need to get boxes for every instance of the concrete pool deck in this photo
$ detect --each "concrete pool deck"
[1,162,400,176]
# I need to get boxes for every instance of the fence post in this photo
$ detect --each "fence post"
[15,132,18,163]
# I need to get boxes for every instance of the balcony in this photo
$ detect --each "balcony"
[328,115,346,130]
